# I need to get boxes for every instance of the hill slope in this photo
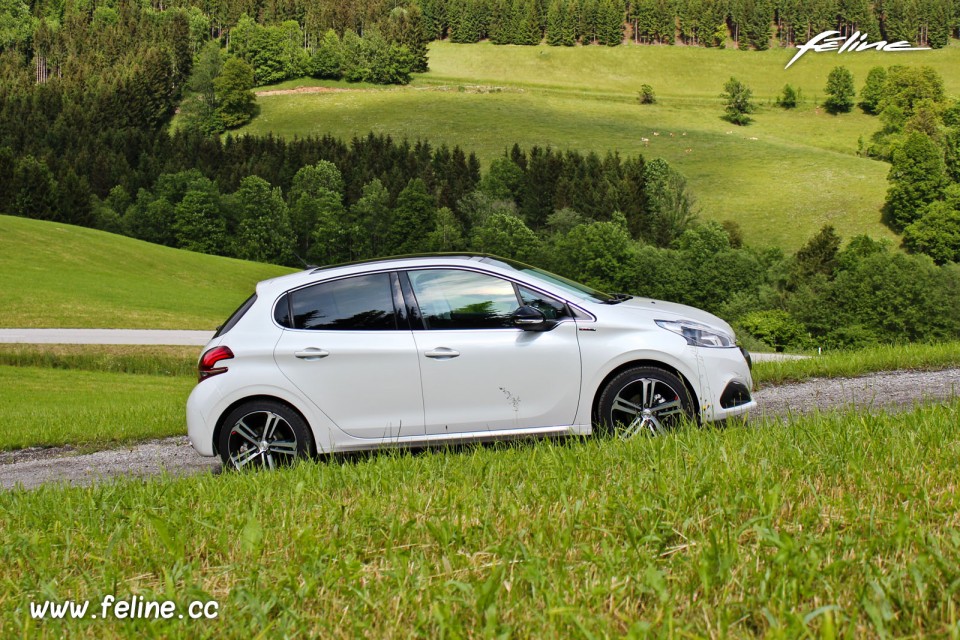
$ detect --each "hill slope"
[238,42,960,249]
[0,215,294,329]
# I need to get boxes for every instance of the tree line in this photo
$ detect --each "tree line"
[2,0,957,65]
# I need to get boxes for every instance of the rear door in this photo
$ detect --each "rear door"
[274,272,424,439]
[403,268,582,435]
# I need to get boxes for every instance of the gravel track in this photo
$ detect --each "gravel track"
[2,368,958,490]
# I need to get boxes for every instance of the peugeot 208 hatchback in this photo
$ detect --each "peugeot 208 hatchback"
[187,254,756,469]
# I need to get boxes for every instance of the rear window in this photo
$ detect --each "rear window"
[214,294,257,338]
[277,273,397,331]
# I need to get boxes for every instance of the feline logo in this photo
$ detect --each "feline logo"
[786,31,930,69]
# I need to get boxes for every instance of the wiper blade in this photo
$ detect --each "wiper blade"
[602,293,633,305]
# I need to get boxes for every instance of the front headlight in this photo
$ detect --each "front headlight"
[655,319,735,348]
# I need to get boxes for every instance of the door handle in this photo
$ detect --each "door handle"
[295,348,329,360]
[424,348,460,359]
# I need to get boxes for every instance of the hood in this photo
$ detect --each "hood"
[613,297,735,335]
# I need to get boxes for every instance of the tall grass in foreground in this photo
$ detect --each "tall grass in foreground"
[3,401,959,638]
[753,341,960,387]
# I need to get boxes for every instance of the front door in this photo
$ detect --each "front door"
[405,268,582,435]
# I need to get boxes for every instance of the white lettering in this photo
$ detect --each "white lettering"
[786,31,931,68]
[30,600,89,619]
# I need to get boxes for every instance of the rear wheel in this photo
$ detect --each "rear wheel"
[218,401,313,470]
[596,367,695,438]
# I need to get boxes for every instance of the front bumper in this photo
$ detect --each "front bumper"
[697,345,756,422]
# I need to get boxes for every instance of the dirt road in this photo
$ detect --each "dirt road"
[2,368,957,489]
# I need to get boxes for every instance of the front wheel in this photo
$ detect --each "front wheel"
[218,401,314,470]
[595,367,696,438]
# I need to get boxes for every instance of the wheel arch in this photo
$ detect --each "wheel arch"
[590,359,701,425]
[212,395,315,456]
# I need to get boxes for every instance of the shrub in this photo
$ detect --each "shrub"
[777,84,799,109]
[721,77,755,126]
[738,310,808,352]
[638,84,656,105]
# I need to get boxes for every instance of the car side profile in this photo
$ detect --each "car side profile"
[186,254,756,469]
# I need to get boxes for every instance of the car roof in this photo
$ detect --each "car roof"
[310,253,493,274]
[255,254,514,297]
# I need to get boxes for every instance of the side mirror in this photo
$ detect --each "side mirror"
[511,306,554,331]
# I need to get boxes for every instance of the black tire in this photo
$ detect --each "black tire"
[218,400,314,470]
[595,366,696,437]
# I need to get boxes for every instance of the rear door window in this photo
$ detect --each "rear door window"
[280,273,398,330]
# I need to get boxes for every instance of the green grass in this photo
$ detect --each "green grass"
[0,345,197,377]
[0,366,193,450]
[0,215,294,329]
[753,341,960,387]
[239,41,960,249]
[3,402,959,637]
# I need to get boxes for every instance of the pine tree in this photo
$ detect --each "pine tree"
[546,0,567,45]
[596,0,624,45]
[519,0,544,44]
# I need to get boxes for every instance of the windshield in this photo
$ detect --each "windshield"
[478,256,615,303]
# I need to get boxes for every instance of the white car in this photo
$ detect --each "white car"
[187,254,756,469]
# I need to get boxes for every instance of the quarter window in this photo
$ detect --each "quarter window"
[408,269,520,330]
[282,273,397,330]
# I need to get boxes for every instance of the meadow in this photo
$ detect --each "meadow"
[0,215,293,330]
[238,42,960,250]
[3,401,959,637]
[0,366,193,450]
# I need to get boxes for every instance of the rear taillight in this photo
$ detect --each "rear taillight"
[199,346,234,382]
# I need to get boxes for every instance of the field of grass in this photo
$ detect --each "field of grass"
[0,344,196,377]
[0,366,193,450]
[236,42,960,250]
[3,401,959,637]
[752,341,960,387]
[0,215,294,330]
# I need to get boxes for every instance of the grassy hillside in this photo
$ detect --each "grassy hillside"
[0,215,294,329]
[240,42,960,249]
